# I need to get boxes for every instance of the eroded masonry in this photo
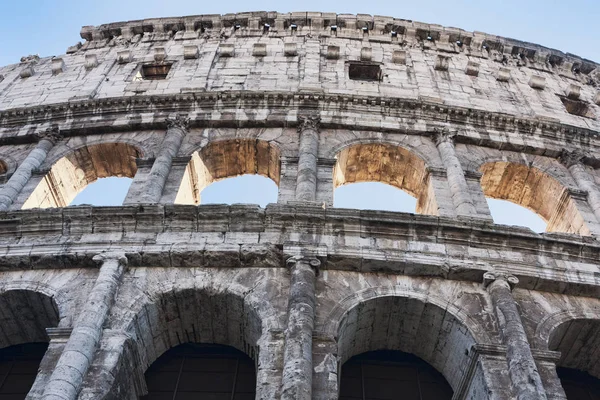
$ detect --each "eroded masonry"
[0,11,600,400]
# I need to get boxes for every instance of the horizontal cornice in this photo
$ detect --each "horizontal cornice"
[0,91,598,160]
[0,204,599,297]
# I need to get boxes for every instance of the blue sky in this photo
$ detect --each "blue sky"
[5,0,595,232]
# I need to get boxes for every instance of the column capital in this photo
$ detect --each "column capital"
[483,271,519,290]
[286,255,321,273]
[93,252,128,266]
[559,149,585,168]
[433,127,457,146]
[297,114,321,133]
[37,125,61,144]
[165,114,190,131]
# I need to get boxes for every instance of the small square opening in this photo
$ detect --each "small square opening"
[559,96,595,119]
[349,62,382,82]
[134,64,172,81]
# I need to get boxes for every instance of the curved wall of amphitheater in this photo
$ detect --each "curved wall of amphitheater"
[0,11,600,400]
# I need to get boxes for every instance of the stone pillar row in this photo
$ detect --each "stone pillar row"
[434,128,479,218]
[295,114,321,202]
[561,150,600,224]
[42,253,127,400]
[139,114,190,204]
[0,126,60,211]
[281,255,320,400]
[484,272,548,400]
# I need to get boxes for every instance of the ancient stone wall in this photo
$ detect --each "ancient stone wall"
[0,11,599,400]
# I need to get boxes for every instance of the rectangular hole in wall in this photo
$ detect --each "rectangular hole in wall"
[134,64,172,81]
[348,62,382,82]
[559,96,595,119]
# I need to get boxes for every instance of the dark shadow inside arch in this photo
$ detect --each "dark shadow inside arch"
[23,142,140,209]
[557,367,600,400]
[549,318,600,398]
[336,296,479,395]
[140,343,256,399]
[0,343,48,397]
[340,350,453,400]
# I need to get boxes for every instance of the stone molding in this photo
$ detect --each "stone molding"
[297,114,321,133]
[559,149,586,168]
[286,255,321,274]
[165,114,190,131]
[0,92,598,162]
[37,125,61,144]
[433,127,457,146]
[483,271,519,290]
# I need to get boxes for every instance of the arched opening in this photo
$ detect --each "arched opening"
[557,367,600,400]
[340,350,453,400]
[334,182,417,213]
[549,319,600,398]
[0,290,60,398]
[0,343,49,397]
[200,175,278,207]
[70,177,133,206]
[141,343,256,399]
[487,198,547,232]
[109,288,263,398]
[333,143,438,215]
[337,296,478,395]
[480,162,588,234]
[176,139,280,205]
[0,159,7,176]
[22,143,140,208]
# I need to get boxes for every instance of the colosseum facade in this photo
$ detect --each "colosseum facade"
[0,10,600,400]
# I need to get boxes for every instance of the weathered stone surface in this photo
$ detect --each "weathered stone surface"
[0,10,598,400]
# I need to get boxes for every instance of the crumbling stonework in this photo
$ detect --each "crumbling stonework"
[0,10,599,399]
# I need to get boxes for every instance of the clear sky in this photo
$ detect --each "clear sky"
[5,0,590,232]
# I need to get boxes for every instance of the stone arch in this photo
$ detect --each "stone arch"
[480,161,589,234]
[101,273,286,399]
[22,142,141,208]
[0,289,60,349]
[0,159,7,176]
[332,142,442,215]
[547,317,600,379]
[176,138,281,204]
[323,287,494,394]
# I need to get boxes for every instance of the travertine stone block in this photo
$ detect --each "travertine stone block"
[183,45,199,59]
[465,60,480,76]
[219,43,235,57]
[326,45,339,59]
[497,67,511,82]
[154,47,166,62]
[566,84,581,100]
[85,54,98,69]
[19,66,34,78]
[360,47,372,61]
[117,50,132,64]
[284,43,297,57]
[253,43,267,57]
[51,58,65,75]
[529,75,546,90]
[392,50,406,64]
[435,55,450,71]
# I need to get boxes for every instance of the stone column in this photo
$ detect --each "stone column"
[434,129,478,217]
[42,253,127,400]
[0,126,60,211]
[295,115,320,202]
[484,272,547,400]
[281,255,320,400]
[139,114,189,203]
[560,150,600,224]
